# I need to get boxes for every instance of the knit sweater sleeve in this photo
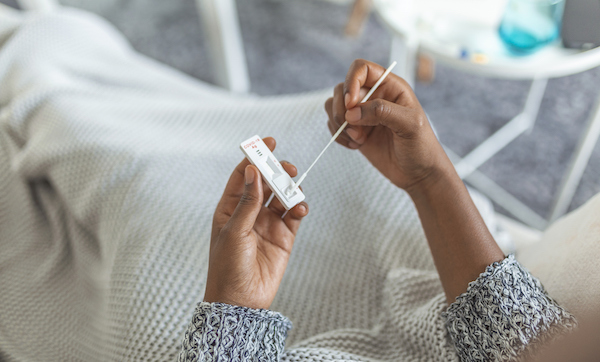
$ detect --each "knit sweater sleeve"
[443,254,577,362]
[178,302,292,362]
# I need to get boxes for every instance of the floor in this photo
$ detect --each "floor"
[3,0,600,224]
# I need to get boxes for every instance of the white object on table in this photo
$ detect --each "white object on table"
[373,0,600,229]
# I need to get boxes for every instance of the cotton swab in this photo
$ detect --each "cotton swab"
[289,61,397,194]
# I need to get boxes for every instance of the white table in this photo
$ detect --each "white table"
[374,0,600,229]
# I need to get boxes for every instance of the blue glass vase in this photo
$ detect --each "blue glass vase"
[499,0,565,55]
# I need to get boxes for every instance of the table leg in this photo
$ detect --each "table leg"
[389,34,418,88]
[195,0,250,93]
[454,78,548,179]
[446,147,548,230]
[345,0,371,37]
[548,96,600,222]
[16,0,57,12]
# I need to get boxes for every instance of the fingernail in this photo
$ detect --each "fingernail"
[344,93,351,108]
[346,128,360,141]
[298,204,307,214]
[346,107,361,123]
[245,166,255,185]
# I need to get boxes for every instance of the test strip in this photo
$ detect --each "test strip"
[240,135,306,210]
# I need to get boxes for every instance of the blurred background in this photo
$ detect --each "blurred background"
[2,0,599,224]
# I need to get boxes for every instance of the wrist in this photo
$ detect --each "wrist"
[203,286,246,309]
[404,161,462,200]
[203,283,273,310]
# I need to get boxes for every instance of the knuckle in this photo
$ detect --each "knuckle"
[372,99,389,120]
[415,114,428,135]
[414,111,428,129]
[335,83,344,98]
[238,192,259,206]
[402,111,427,139]
[333,113,344,127]
[351,58,367,69]
[397,76,412,90]
[328,120,336,134]
[325,97,332,112]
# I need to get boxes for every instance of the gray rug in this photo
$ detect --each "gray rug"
[3,0,600,224]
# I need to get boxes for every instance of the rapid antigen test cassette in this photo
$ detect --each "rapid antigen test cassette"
[240,135,305,210]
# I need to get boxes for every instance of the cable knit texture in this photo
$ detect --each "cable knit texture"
[178,303,291,361]
[444,255,577,362]
[178,256,576,362]
[0,9,574,362]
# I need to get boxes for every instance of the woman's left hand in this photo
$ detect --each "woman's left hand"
[204,137,309,310]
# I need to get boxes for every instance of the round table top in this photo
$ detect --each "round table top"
[373,0,600,79]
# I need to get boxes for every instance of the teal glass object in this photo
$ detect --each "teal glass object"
[498,0,565,55]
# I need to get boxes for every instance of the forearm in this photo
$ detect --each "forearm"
[444,255,577,361]
[407,162,504,303]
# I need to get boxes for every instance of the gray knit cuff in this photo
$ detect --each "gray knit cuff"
[443,255,577,362]
[179,302,292,362]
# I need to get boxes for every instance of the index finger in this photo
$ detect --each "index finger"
[283,201,309,235]
[343,59,416,109]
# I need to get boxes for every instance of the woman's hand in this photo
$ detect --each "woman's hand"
[325,59,452,193]
[204,137,309,310]
[326,59,504,303]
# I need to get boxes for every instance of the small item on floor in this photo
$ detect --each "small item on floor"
[417,54,436,83]
[471,53,490,64]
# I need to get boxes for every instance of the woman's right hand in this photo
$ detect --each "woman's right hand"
[327,61,505,304]
[324,59,454,193]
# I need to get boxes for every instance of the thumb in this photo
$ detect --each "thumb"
[229,165,264,233]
